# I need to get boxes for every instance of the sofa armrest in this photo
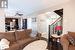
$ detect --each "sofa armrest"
[60,35,69,50]
[5,43,20,50]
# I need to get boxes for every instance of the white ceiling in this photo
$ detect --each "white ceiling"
[6,0,70,16]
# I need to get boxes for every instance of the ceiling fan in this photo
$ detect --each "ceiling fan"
[15,12,23,16]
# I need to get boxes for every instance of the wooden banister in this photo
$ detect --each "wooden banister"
[50,17,62,26]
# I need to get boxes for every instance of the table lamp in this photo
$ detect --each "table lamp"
[55,26,62,35]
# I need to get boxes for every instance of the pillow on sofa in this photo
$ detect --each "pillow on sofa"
[0,38,10,50]
[67,34,75,46]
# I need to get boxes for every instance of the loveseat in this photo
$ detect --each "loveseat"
[60,32,75,50]
[0,29,38,50]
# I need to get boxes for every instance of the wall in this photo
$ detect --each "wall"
[18,18,23,29]
[27,18,32,29]
[63,0,75,34]
[0,9,5,32]
[37,0,75,34]
[37,14,48,33]
[37,14,48,38]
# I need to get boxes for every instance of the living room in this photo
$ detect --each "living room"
[0,0,75,50]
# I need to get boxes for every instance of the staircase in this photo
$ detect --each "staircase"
[47,12,61,25]
[46,9,63,35]
[47,9,63,50]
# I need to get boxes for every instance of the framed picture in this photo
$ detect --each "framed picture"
[0,0,8,8]
[32,18,36,22]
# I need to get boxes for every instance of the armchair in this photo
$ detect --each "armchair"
[60,32,75,50]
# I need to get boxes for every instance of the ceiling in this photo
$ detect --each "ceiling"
[5,0,70,16]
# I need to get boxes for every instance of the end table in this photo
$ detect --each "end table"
[51,34,63,50]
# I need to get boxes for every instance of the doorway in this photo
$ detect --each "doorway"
[5,18,19,31]
[22,19,27,29]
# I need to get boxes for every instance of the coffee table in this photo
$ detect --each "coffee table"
[23,40,48,50]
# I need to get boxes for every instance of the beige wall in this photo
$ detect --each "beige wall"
[63,0,75,34]
[0,9,5,32]
[36,0,75,34]
[37,14,48,33]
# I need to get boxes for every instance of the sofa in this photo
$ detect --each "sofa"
[0,29,39,50]
[60,32,75,50]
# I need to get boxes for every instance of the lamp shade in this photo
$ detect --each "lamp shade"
[55,26,62,30]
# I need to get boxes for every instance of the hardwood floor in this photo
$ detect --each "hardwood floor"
[47,42,63,50]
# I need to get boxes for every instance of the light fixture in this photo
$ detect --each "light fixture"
[13,19,15,22]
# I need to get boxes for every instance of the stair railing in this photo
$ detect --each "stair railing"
[48,16,62,50]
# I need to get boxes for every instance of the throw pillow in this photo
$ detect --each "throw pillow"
[0,38,10,50]
[67,34,75,46]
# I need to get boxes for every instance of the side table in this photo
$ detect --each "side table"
[51,34,63,50]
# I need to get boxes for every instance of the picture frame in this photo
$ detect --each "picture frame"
[0,0,8,8]
[32,18,36,22]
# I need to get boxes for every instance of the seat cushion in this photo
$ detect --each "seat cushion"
[6,42,20,50]
[17,38,36,50]
[17,38,33,46]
